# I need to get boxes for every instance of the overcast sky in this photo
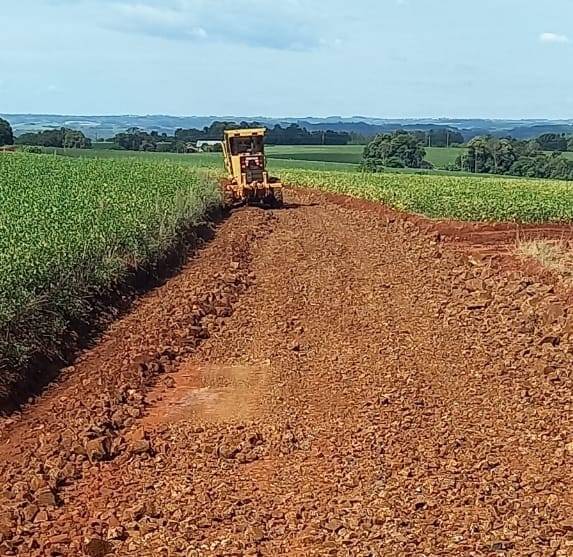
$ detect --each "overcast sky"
[1,0,572,118]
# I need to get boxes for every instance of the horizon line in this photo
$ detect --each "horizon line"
[3,113,573,123]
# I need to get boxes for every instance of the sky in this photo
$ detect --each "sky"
[1,0,573,119]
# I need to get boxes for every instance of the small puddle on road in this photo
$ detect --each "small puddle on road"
[145,362,267,425]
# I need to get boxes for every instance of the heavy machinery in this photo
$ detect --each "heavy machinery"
[221,128,284,207]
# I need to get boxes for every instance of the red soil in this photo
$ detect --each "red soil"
[0,189,572,556]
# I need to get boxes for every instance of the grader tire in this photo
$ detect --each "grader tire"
[271,189,284,208]
[223,190,235,209]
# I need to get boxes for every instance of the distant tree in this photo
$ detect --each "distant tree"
[426,128,464,147]
[20,145,42,154]
[487,137,518,174]
[508,137,541,157]
[0,118,14,146]
[205,121,239,140]
[567,136,573,152]
[322,130,351,145]
[16,128,91,149]
[63,129,91,149]
[457,137,495,173]
[175,127,205,143]
[457,134,573,181]
[113,129,155,151]
[546,154,573,180]
[113,128,194,152]
[268,123,315,145]
[362,131,426,170]
[510,154,552,178]
[535,133,568,152]
[458,136,526,175]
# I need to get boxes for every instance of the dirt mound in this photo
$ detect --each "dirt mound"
[0,190,572,556]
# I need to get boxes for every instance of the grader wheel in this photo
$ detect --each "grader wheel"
[270,189,284,208]
[223,190,235,209]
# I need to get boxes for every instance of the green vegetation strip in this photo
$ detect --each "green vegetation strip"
[280,168,573,223]
[0,153,220,374]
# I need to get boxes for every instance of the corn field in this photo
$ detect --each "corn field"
[0,153,220,373]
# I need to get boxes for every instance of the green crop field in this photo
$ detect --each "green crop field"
[266,145,365,165]
[39,146,360,172]
[40,143,468,172]
[25,146,573,223]
[38,147,223,168]
[280,168,573,223]
[266,145,465,169]
[0,153,219,385]
[268,145,465,169]
[424,146,465,168]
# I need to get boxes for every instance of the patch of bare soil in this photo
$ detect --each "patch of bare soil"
[1,189,572,556]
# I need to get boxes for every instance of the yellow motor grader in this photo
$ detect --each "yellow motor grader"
[221,128,284,207]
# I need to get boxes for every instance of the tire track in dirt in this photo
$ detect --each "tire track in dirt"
[1,189,573,556]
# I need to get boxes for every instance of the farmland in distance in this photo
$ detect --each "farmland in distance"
[43,144,467,171]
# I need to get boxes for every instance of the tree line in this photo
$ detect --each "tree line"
[350,128,464,147]
[89,124,466,153]
[112,129,187,152]
[454,136,573,180]
[15,128,92,149]
[0,117,93,149]
[4,113,573,182]
[362,130,573,181]
[174,121,351,148]
[109,122,352,152]
[0,118,352,151]
[533,133,573,152]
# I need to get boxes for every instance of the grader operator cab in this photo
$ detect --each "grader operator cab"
[221,128,284,207]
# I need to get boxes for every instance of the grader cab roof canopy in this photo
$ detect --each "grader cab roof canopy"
[224,128,266,138]
[224,128,266,156]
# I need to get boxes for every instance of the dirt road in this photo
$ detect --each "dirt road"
[1,189,572,556]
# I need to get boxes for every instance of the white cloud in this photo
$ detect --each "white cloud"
[85,0,319,51]
[539,32,569,44]
[109,3,208,41]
